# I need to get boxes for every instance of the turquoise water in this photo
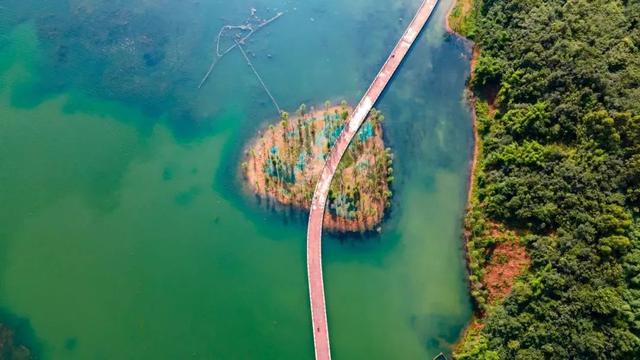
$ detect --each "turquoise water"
[0,0,474,358]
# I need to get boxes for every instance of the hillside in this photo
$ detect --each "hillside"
[451,0,640,358]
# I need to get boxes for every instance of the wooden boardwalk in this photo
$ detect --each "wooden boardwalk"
[305,0,440,359]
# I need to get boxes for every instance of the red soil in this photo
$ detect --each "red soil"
[483,240,530,303]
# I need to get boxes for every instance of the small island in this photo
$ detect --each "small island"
[242,101,393,233]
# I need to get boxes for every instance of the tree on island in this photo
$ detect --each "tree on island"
[297,104,307,117]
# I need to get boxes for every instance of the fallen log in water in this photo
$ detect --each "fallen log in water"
[198,11,284,89]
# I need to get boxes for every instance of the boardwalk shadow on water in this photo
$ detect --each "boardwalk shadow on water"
[247,189,396,248]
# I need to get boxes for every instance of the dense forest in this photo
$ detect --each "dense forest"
[451,0,640,358]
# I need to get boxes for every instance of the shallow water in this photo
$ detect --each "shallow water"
[0,0,473,358]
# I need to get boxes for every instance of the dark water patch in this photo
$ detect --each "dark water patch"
[410,313,466,356]
[0,308,44,359]
[2,0,199,138]
[325,230,385,246]
[162,167,173,181]
[143,49,165,67]
[64,336,78,351]
[5,0,289,141]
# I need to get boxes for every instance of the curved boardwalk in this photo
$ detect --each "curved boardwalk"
[306,0,440,359]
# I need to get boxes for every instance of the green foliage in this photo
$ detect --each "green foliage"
[501,102,556,141]
[456,324,501,360]
[487,140,547,168]
[457,0,640,358]
[472,55,505,90]
[448,0,481,38]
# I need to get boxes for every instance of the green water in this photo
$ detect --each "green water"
[0,0,474,358]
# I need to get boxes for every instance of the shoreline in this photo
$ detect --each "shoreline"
[444,0,454,34]
[445,0,480,246]
[445,0,479,215]
[446,0,483,351]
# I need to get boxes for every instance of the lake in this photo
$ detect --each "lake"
[0,0,473,358]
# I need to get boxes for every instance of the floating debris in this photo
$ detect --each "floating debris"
[198,10,284,89]
[235,40,281,113]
